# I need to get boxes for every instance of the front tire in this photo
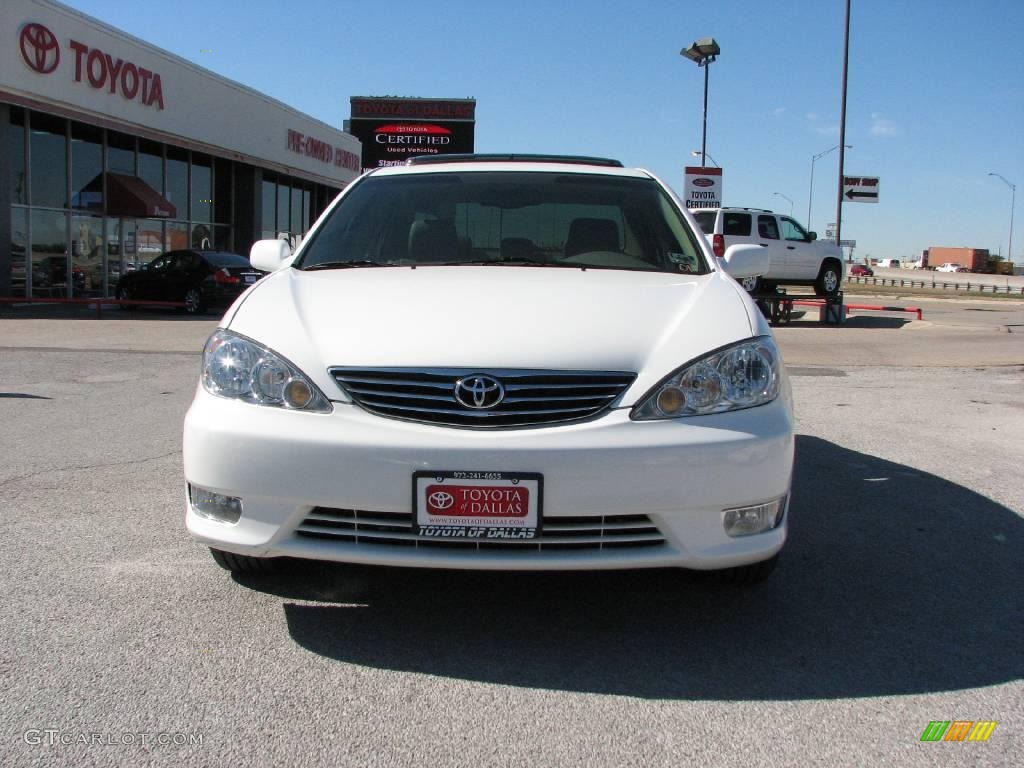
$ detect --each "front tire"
[815,260,842,297]
[710,555,778,585]
[209,548,277,575]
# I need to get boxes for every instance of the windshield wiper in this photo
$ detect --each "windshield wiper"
[301,260,392,271]
[424,258,579,268]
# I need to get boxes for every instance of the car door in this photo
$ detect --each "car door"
[779,216,816,279]
[755,214,785,279]
[132,252,172,298]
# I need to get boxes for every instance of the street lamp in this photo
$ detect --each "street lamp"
[988,172,1016,263]
[772,192,794,216]
[680,38,720,169]
[690,149,720,168]
[807,143,852,229]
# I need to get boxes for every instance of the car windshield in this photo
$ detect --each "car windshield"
[296,171,709,274]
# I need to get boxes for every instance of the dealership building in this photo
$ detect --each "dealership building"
[1,0,361,299]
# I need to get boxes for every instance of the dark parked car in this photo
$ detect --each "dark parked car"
[115,250,264,313]
[849,264,874,277]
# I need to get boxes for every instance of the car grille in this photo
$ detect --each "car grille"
[329,368,636,428]
[296,509,667,551]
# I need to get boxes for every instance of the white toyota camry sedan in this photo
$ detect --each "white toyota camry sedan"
[183,154,793,584]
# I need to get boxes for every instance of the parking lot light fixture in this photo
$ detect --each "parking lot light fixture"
[680,38,721,168]
[807,144,852,230]
[772,192,794,217]
[691,149,720,168]
[988,173,1016,263]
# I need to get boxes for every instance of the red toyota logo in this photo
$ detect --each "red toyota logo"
[20,23,60,74]
[693,178,715,187]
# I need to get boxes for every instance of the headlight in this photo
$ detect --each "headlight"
[201,329,332,412]
[631,336,780,420]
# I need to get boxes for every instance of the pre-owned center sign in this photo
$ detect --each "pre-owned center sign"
[684,166,723,209]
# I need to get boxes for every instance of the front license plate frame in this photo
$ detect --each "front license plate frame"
[412,471,543,541]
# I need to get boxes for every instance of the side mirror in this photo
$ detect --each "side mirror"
[807,231,817,241]
[721,244,768,279]
[250,239,291,272]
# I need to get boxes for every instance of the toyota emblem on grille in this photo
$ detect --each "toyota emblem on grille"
[453,375,505,409]
[429,491,454,510]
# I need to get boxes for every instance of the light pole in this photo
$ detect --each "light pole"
[988,172,1016,263]
[807,144,852,229]
[680,38,720,168]
[690,149,720,168]
[772,192,794,216]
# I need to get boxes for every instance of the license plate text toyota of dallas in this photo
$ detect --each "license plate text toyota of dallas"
[183,155,793,584]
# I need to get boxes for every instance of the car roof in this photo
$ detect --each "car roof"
[368,157,653,180]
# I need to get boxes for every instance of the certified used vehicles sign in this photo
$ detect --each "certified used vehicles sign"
[413,471,541,539]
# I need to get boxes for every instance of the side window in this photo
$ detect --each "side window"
[693,211,716,234]
[757,215,780,240]
[723,213,751,236]
[780,217,808,242]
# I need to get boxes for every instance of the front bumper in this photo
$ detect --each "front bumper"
[183,388,794,571]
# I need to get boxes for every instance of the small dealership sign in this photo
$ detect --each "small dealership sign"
[843,175,880,203]
[684,166,723,209]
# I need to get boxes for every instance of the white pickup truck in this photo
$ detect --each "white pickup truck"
[693,207,845,296]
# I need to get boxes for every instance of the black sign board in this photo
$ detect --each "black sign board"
[348,97,476,172]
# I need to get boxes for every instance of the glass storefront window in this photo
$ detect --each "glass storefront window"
[30,112,67,209]
[214,158,232,224]
[71,213,104,296]
[136,219,169,269]
[71,122,103,212]
[191,223,213,249]
[107,131,135,176]
[139,140,164,196]
[11,208,28,297]
[262,178,276,234]
[166,147,188,220]
[30,209,68,297]
[303,188,311,232]
[165,220,189,253]
[291,183,303,235]
[191,153,212,223]
[277,183,290,234]
[9,107,27,205]
[213,225,232,252]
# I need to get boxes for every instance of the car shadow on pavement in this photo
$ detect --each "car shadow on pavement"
[239,435,1023,701]
[775,315,911,329]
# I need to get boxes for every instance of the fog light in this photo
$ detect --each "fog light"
[189,485,242,524]
[723,496,786,537]
[283,378,313,409]
[656,386,686,416]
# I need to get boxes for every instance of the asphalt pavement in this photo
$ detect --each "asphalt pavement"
[0,300,1021,767]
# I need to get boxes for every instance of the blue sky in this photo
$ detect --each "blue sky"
[69,0,1023,261]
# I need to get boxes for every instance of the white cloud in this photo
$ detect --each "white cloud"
[773,107,786,116]
[806,111,838,136]
[870,113,897,136]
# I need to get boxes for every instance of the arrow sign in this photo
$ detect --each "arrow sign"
[843,175,880,203]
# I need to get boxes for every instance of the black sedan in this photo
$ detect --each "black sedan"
[115,250,264,314]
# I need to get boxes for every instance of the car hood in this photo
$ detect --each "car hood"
[226,266,756,405]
